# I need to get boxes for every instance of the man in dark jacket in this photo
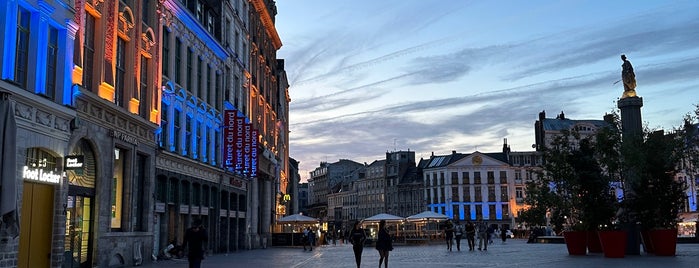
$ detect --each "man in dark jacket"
[183,219,208,268]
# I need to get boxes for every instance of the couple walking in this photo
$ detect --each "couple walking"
[350,220,393,268]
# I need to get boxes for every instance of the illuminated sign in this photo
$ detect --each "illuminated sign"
[283,194,291,202]
[64,155,84,170]
[23,166,61,184]
[250,128,258,177]
[223,110,237,168]
[235,114,245,172]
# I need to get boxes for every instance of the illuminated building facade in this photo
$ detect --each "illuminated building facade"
[0,0,78,267]
[154,0,255,255]
[247,0,290,248]
[422,144,539,228]
[356,160,386,220]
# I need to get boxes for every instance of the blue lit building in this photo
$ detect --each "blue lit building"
[0,0,78,267]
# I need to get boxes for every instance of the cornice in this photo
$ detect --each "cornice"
[250,0,282,49]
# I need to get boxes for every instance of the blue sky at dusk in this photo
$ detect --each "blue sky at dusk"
[275,0,699,180]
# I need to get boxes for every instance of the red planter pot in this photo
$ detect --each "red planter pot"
[640,230,654,254]
[649,229,678,256]
[598,230,627,258]
[563,231,587,255]
[587,231,602,253]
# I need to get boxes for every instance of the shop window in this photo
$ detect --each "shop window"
[112,148,127,230]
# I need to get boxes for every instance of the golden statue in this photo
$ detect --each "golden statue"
[620,54,637,99]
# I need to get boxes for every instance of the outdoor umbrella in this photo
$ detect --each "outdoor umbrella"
[406,210,448,240]
[277,214,319,246]
[0,91,19,238]
[362,213,405,223]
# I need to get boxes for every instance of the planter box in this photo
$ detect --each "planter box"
[598,230,627,258]
[649,229,678,256]
[563,231,587,255]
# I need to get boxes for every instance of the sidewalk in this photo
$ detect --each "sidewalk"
[141,239,699,268]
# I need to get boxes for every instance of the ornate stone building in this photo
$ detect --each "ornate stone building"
[0,1,78,267]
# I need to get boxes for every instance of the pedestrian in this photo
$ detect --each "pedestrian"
[182,219,208,268]
[465,221,476,251]
[375,220,393,268]
[444,220,454,251]
[477,220,488,251]
[350,221,366,268]
[454,221,464,251]
[308,227,316,251]
[500,225,508,243]
[302,227,310,251]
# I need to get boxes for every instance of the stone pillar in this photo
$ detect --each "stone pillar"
[261,179,272,248]
[617,96,643,255]
[250,177,259,248]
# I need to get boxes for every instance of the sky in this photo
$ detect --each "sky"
[274,0,699,181]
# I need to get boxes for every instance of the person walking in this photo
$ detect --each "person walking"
[500,225,508,243]
[308,228,316,251]
[182,219,208,268]
[375,220,393,268]
[302,227,310,251]
[477,220,488,251]
[350,221,366,268]
[444,220,454,251]
[454,221,464,251]
[465,221,476,251]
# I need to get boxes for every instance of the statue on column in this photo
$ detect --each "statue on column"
[620,54,637,99]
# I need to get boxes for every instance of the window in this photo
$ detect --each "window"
[487,171,495,184]
[142,0,150,23]
[515,170,522,181]
[115,38,126,106]
[451,172,458,185]
[139,56,148,118]
[85,13,97,90]
[197,58,203,97]
[186,49,193,89]
[174,109,181,153]
[196,121,202,160]
[474,187,482,202]
[15,8,31,89]
[233,74,240,105]
[488,186,496,202]
[474,172,481,184]
[502,204,509,218]
[186,116,192,156]
[489,204,496,220]
[207,65,212,102]
[462,186,470,202]
[162,27,169,77]
[462,172,469,184]
[45,27,58,98]
[464,205,471,220]
[160,104,168,148]
[112,148,126,230]
[515,187,524,199]
[213,129,219,165]
[215,72,221,109]
[193,184,201,206]
[206,126,212,163]
[452,186,458,201]
[475,205,482,219]
[134,154,147,231]
[499,171,507,183]
[175,39,181,84]
[500,186,508,200]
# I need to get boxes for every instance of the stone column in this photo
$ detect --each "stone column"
[250,177,259,248]
[617,96,643,255]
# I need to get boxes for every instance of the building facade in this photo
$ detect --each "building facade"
[356,160,385,220]
[384,151,422,218]
[422,145,538,228]
[0,0,79,267]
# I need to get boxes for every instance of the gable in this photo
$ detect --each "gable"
[449,153,508,168]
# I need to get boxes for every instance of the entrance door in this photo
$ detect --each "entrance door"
[65,195,94,268]
[18,182,54,268]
